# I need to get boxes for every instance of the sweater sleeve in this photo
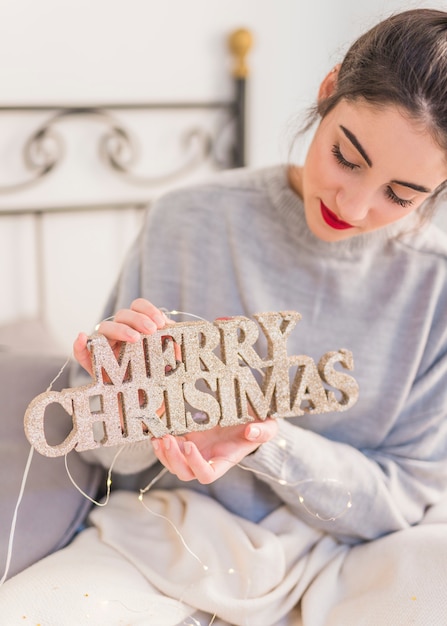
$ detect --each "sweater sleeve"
[241,343,447,543]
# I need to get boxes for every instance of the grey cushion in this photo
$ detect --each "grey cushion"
[0,351,102,579]
[0,318,64,355]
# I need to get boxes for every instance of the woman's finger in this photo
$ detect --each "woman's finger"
[73,332,94,376]
[182,442,235,484]
[244,418,278,444]
[130,298,171,328]
[95,319,141,342]
[113,308,164,333]
[95,302,172,341]
[152,436,196,482]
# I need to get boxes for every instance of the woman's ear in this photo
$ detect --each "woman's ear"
[318,63,341,101]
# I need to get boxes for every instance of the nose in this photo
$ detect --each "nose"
[335,186,373,222]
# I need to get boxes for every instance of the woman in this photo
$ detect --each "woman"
[3,8,447,626]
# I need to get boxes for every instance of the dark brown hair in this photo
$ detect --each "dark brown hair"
[305,9,447,221]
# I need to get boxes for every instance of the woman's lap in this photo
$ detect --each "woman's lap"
[2,490,446,626]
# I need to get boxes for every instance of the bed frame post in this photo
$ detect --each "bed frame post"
[229,29,253,168]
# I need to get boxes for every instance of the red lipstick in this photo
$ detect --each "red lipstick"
[320,201,354,230]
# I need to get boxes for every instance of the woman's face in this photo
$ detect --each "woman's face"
[294,98,447,242]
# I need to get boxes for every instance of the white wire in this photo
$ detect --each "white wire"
[162,309,208,322]
[64,446,124,506]
[0,446,34,586]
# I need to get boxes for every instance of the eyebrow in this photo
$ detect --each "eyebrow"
[390,180,431,194]
[339,124,432,194]
[340,125,372,166]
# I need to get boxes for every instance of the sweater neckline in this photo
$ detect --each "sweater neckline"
[264,164,418,260]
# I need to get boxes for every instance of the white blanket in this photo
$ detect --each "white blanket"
[1,489,446,626]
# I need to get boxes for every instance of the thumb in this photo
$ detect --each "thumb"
[73,332,93,376]
[245,418,278,444]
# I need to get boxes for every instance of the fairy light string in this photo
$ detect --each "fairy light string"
[64,445,124,507]
[0,446,34,587]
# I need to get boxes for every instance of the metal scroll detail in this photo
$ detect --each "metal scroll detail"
[99,113,213,186]
[0,119,64,193]
[0,106,233,193]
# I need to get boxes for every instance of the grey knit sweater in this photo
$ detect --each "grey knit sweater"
[79,164,447,544]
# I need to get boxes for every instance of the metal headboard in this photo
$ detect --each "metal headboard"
[0,29,252,338]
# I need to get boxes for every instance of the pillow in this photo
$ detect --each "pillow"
[0,351,103,580]
[0,317,63,355]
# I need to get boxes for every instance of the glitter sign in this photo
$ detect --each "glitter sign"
[24,311,359,457]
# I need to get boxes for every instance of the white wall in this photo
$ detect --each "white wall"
[1,0,446,353]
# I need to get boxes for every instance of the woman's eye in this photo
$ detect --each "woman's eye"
[331,144,359,171]
[385,186,414,208]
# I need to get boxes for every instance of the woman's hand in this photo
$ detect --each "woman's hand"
[73,298,171,376]
[151,418,278,484]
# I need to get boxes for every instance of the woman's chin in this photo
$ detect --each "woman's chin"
[306,218,358,242]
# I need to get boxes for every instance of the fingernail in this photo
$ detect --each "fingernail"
[184,441,192,455]
[152,439,159,451]
[154,314,167,327]
[247,426,261,440]
[163,437,171,451]
[142,319,156,333]
[126,329,140,341]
